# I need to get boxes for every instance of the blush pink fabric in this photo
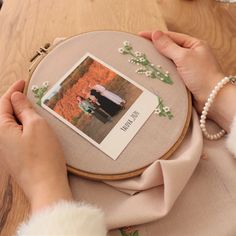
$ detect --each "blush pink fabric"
[69,109,203,230]
[109,127,236,236]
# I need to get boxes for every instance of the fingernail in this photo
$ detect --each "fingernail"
[152,31,164,41]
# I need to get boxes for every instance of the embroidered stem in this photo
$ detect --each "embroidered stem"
[118,41,173,84]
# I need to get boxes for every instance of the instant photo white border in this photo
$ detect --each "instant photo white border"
[42,53,157,160]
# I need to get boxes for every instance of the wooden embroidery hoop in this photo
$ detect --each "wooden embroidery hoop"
[26,31,192,181]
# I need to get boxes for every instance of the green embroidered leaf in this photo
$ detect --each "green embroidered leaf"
[132,231,139,236]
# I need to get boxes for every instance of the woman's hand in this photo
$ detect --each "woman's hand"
[140,31,236,131]
[140,31,224,110]
[0,80,72,213]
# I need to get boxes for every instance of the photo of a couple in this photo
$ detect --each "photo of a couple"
[43,55,142,143]
[77,84,126,124]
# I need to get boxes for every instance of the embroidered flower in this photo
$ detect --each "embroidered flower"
[118,48,125,54]
[42,81,50,88]
[123,41,130,46]
[163,106,170,112]
[145,71,152,77]
[155,95,174,119]
[135,51,142,57]
[139,57,146,62]
[31,85,39,92]
[154,108,161,114]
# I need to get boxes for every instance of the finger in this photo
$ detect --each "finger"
[152,31,187,61]
[139,31,200,48]
[11,91,41,126]
[164,31,200,48]
[0,80,25,116]
[138,31,152,40]
[2,80,25,100]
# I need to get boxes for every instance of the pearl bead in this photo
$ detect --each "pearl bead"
[201,115,206,120]
[207,98,212,103]
[200,119,205,124]
[200,76,232,141]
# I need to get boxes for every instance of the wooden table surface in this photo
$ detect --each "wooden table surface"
[0,1,166,235]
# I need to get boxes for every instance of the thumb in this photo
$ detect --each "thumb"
[11,92,41,126]
[152,31,186,61]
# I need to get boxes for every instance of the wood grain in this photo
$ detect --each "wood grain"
[0,1,166,235]
[158,0,236,75]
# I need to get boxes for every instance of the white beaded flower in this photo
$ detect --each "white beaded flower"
[135,51,142,57]
[145,71,152,77]
[31,85,39,92]
[42,81,50,88]
[123,41,130,46]
[154,108,161,114]
[118,48,125,54]
[139,57,146,62]
[163,106,170,112]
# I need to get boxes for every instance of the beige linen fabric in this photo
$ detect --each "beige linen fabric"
[69,109,203,230]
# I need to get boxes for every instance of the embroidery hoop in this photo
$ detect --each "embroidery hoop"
[26,30,192,181]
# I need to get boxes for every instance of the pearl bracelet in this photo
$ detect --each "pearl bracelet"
[200,76,236,140]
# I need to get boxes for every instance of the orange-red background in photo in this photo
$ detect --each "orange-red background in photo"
[54,60,116,122]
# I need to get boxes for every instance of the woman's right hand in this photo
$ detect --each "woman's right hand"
[140,31,236,131]
[140,31,224,111]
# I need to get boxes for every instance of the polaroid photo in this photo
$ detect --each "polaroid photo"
[41,53,157,160]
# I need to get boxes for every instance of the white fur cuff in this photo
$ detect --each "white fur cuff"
[16,201,107,236]
[226,116,236,158]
